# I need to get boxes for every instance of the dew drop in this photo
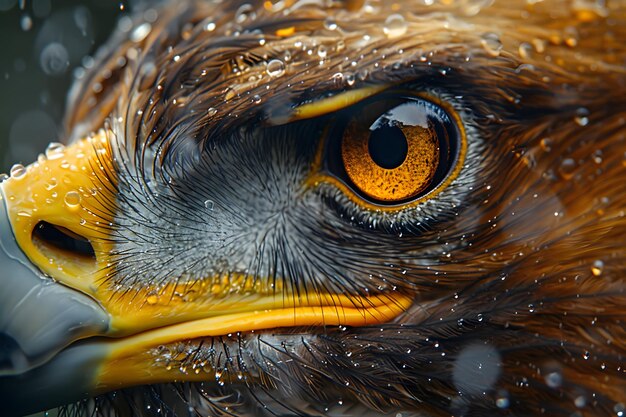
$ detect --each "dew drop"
[496,392,510,409]
[574,395,586,408]
[481,33,503,56]
[383,14,407,38]
[266,59,285,77]
[317,45,328,59]
[20,14,32,31]
[529,39,546,55]
[204,200,214,210]
[235,3,255,24]
[252,94,262,104]
[564,26,579,47]
[614,403,625,417]
[591,260,604,276]
[130,22,152,43]
[10,164,26,179]
[592,149,603,164]
[45,142,65,160]
[207,107,217,116]
[461,0,494,16]
[545,371,562,388]
[558,158,577,180]
[518,42,533,59]
[574,107,589,126]
[45,179,57,190]
[146,292,158,305]
[540,137,553,152]
[64,191,81,208]
[324,19,337,30]
[0,173,8,183]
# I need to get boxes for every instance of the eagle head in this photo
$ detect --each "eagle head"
[0,1,624,416]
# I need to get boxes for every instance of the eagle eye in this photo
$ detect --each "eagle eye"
[327,95,464,205]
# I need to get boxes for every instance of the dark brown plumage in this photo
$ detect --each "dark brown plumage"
[0,1,625,416]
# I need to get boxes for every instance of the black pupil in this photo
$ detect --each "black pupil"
[368,124,409,169]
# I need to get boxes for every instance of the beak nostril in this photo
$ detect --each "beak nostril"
[32,221,96,263]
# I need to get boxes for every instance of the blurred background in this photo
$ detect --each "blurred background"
[0,0,142,172]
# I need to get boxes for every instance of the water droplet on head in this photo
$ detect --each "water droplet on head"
[540,137,553,152]
[45,179,57,190]
[64,191,81,208]
[591,260,604,276]
[545,371,562,388]
[495,391,510,409]
[518,42,533,59]
[383,14,407,38]
[592,149,603,164]
[235,3,255,24]
[614,403,625,417]
[461,0,494,16]
[558,158,577,180]
[207,107,217,116]
[324,18,338,30]
[252,94,262,104]
[45,142,65,160]
[574,395,586,408]
[532,38,546,53]
[146,292,159,305]
[204,200,214,210]
[10,164,26,179]
[266,59,285,77]
[564,26,579,47]
[481,32,503,56]
[574,107,589,126]
[130,22,152,43]
[317,45,328,59]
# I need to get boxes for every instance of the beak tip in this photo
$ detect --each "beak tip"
[0,185,111,414]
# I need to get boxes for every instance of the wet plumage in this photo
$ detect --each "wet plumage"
[0,0,625,416]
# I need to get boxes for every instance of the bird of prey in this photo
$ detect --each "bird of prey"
[0,0,624,416]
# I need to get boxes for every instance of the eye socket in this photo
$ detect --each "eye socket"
[327,95,462,205]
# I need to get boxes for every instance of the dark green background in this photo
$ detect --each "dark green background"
[0,0,129,172]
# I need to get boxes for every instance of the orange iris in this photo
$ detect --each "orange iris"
[341,99,447,203]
